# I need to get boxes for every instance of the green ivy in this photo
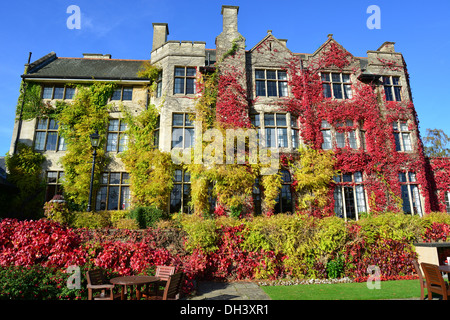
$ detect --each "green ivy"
[16,82,54,120]
[120,105,175,210]
[56,83,116,208]
[5,142,46,219]
[292,146,337,213]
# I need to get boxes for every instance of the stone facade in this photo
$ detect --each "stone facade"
[8,5,450,216]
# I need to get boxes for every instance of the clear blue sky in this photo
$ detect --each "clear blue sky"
[0,0,449,156]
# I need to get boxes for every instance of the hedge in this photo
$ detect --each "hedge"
[0,212,449,299]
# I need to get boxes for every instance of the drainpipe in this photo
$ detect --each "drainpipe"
[13,52,32,154]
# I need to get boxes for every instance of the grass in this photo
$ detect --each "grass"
[261,280,422,300]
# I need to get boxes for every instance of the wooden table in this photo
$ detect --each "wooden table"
[110,276,160,300]
[439,265,450,274]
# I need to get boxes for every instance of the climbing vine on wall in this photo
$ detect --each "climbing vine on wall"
[120,104,175,210]
[281,39,433,216]
[56,83,116,208]
[4,143,46,218]
[16,82,54,120]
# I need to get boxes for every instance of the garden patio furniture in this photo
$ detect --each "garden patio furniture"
[109,275,160,300]
[421,262,450,300]
[86,269,121,300]
[153,265,176,295]
[412,259,427,300]
[143,272,184,300]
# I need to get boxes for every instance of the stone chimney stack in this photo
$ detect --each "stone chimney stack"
[222,5,239,35]
[215,5,245,60]
[215,5,247,112]
[152,23,169,51]
[216,6,245,59]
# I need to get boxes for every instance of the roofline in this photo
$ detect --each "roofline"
[21,76,151,83]
[58,57,149,62]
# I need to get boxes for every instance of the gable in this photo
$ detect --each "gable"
[249,32,293,66]
[308,35,356,71]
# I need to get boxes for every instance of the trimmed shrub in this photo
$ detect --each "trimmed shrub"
[130,206,168,229]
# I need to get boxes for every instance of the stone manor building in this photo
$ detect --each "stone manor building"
[9,5,450,218]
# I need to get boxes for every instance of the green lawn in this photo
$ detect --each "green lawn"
[261,280,422,300]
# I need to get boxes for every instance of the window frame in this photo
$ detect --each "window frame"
[106,119,128,153]
[95,172,130,211]
[445,191,450,213]
[45,171,65,202]
[333,171,367,221]
[321,119,364,150]
[399,171,423,216]
[255,69,288,98]
[171,113,195,149]
[392,120,412,152]
[42,85,76,100]
[34,118,66,151]
[110,86,133,101]
[274,169,293,214]
[156,71,163,98]
[264,113,288,148]
[320,72,352,100]
[252,177,262,216]
[173,66,196,95]
[291,115,300,150]
[169,168,192,214]
[382,76,402,102]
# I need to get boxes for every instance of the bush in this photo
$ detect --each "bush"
[71,211,112,229]
[357,212,423,243]
[0,265,88,300]
[2,211,450,300]
[44,200,74,226]
[326,255,345,279]
[130,206,168,229]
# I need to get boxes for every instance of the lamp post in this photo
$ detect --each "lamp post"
[87,130,100,212]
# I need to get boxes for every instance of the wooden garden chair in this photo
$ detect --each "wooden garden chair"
[412,259,427,300]
[421,262,450,300]
[145,265,176,297]
[86,269,121,300]
[145,272,184,300]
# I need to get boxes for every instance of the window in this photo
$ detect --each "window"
[321,120,332,150]
[251,113,261,145]
[393,120,412,151]
[171,113,195,149]
[42,85,75,100]
[383,76,402,101]
[174,67,196,95]
[321,73,352,99]
[106,119,128,152]
[291,116,299,149]
[399,172,422,216]
[335,120,357,149]
[252,112,298,149]
[156,71,163,98]
[45,171,65,202]
[95,172,130,211]
[446,192,450,213]
[153,115,160,148]
[170,169,191,213]
[360,121,367,151]
[321,120,363,150]
[252,178,262,216]
[255,69,288,97]
[35,118,66,151]
[264,113,288,148]
[111,87,133,101]
[334,172,367,220]
[275,170,293,213]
